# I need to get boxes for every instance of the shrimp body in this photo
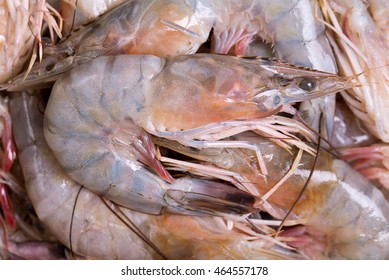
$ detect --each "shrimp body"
[12,92,293,260]
[157,134,389,259]
[43,53,350,216]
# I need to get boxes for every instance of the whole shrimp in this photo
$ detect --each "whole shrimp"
[155,132,389,259]
[43,53,352,213]
[11,92,297,260]
[3,0,215,90]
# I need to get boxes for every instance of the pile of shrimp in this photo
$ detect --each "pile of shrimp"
[0,0,389,260]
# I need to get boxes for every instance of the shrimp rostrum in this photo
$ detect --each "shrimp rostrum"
[43,53,352,217]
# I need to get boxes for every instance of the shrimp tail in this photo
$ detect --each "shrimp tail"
[165,178,255,216]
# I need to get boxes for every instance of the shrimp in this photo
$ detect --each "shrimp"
[43,53,352,212]
[320,0,389,142]
[11,92,297,260]
[156,132,389,259]
[3,0,215,91]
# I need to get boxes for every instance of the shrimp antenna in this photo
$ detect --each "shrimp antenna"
[275,121,322,237]
[68,184,83,258]
[344,64,389,87]
[101,197,168,260]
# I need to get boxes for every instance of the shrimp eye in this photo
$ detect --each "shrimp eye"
[298,79,316,92]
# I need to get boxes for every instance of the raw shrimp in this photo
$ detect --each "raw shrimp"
[3,0,215,91]
[43,53,352,212]
[0,0,61,83]
[11,92,295,260]
[156,133,389,259]
[320,0,389,142]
